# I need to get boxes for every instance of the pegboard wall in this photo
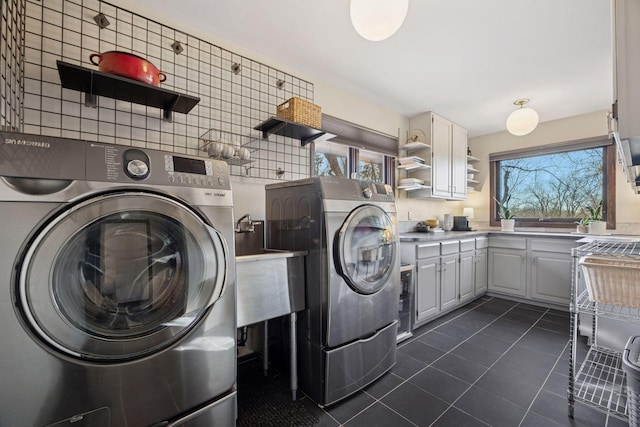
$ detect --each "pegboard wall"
[18,0,312,180]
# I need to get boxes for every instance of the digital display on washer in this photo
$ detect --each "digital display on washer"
[173,156,206,175]
[374,183,387,194]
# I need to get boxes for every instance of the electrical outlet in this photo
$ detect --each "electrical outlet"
[408,211,413,220]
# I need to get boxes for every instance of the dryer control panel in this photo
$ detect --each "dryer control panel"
[318,177,395,202]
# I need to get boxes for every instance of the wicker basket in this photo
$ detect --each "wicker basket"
[276,97,321,129]
[579,255,640,308]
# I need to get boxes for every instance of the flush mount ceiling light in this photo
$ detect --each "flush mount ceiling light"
[350,0,409,42]
[506,99,539,136]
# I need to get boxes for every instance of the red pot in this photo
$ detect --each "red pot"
[90,51,167,86]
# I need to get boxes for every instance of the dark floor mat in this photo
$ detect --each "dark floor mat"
[237,359,320,427]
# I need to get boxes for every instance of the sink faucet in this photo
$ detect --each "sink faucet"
[235,213,254,233]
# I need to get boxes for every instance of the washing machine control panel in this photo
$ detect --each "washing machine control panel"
[84,142,231,191]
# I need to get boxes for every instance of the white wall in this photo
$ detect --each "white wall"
[89,2,640,232]
[466,110,640,233]
[109,0,408,222]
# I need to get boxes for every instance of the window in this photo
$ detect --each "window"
[490,138,616,228]
[314,140,348,177]
[313,141,393,184]
[358,149,384,183]
[313,114,397,184]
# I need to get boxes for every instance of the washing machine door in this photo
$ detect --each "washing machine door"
[336,204,397,294]
[17,191,229,361]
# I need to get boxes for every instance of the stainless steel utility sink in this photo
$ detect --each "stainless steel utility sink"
[236,249,306,327]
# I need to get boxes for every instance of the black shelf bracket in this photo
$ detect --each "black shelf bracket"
[56,61,200,122]
[254,117,326,146]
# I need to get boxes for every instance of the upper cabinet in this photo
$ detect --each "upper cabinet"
[612,0,640,193]
[406,112,468,200]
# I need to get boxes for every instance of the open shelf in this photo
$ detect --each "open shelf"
[397,184,432,191]
[56,61,200,121]
[573,346,628,419]
[467,155,480,163]
[467,165,479,173]
[400,141,431,151]
[254,117,326,146]
[398,162,431,171]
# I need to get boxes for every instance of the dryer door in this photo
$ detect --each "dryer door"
[17,191,229,361]
[336,205,397,294]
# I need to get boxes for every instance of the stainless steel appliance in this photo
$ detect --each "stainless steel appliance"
[266,177,399,406]
[0,132,237,427]
[452,215,471,231]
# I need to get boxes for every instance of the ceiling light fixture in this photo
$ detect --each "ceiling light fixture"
[506,99,539,136]
[350,0,409,42]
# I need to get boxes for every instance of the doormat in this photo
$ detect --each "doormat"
[237,359,320,427]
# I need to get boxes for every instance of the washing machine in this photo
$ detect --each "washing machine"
[0,131,237,427]
[266,177,399,406]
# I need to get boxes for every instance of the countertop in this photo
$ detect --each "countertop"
[399,229,595,242]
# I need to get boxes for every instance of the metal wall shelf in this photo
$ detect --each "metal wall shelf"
[254,117,326,146]
[56,61,200,122]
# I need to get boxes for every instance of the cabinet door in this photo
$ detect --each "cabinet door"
[416,257,440,322]
[474,248,488,295]
[488,248,527,296]
[431,114,452,198]
[450,123,468,200]
[459,251,475,303]
[440,254,459,311]
[530,250,571,305]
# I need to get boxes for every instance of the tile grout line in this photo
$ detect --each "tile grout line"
[516,335,570,427]
[428,303,552,426]
[341,297,519,426]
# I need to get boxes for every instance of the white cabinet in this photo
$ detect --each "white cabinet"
[440,240,460,312]
[474,236,489,295]
[451,123,468,199]
[529,238,575,305]
[416,256,439,321]
[488,236,527,297]
[475,248,488,294]
[488,236,577,306]
[467,155,480,193]
[408,111,468,200]
[459,239,476,303]
[401,237,490,327]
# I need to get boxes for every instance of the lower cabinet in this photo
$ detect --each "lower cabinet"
[402,237,489,327]
[440,253,459,312]
[474,247,488,294]
[459,250,475,303]
[529,238,575,305]
[488,236,577,306]
[488,247,527,296]
[416,256,439,321]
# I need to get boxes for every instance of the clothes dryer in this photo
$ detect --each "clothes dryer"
[266,177,399,406]
[0,132,237,426]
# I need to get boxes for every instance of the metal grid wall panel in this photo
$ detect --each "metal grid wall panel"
[0,0,26,131]
[19,0,311,180]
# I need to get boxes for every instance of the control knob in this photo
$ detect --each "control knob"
[127,159,149,179]
[362,187,372,199]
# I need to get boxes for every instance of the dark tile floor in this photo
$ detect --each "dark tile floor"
[237,296,630,426]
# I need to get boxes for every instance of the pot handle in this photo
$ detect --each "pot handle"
[89,53,101,66]
[158,72,167,83]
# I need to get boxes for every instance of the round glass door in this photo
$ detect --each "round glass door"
[335,205,397,294]
[17,191,228,361]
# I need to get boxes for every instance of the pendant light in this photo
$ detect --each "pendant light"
[506,99,539,136]
[350,0,409,42]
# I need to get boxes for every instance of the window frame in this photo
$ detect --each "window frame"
[489,139,616,229]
